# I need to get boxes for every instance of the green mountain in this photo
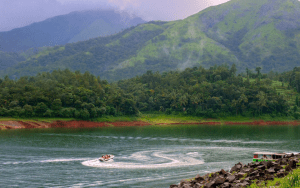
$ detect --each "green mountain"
[2,0,300,81]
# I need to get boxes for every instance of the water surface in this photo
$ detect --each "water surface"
[0,125,299,187]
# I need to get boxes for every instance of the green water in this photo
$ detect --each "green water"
[0,125,299,187]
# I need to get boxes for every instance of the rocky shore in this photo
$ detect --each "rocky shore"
[170,153,300,188]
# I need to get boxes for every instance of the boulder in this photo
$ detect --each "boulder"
[179,180,189,187]
[243,177,250,183]
[285,165,292,172]
[250,170,258,176]
[266,168,276,174]
[170,153,299,188]
[181,184,192,188]
[233,180,241,184]
[281,158,289,164]
[258,172,265,177]
[240,181,250,187]
[233,183,245,188]
[289,159,298,169]
[204,181,216,188]
[220,182,230,188]
[193,183,203,188]
[274,164,282,171]
[237,172,246,179]
[194,174,204,182]
[214,177,225,184]
[226,175,236,183]
[286,153,294,158]
[241,168,252,173]
[257,165,266,170]
[261,161,268,166]
[266,175,274,181]
[219,169,227,175]
[230,163,243,173]
[276,172,285,178]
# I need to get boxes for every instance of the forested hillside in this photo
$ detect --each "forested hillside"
[1,65,299,120]
[1,22,168,80]
[2,0,300,81]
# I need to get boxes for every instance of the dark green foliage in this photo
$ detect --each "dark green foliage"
[0,51,25,70]
[0,69,138,119]
[117,65,289,117]
[0,65,296,119]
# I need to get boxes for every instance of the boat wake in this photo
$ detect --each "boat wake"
[82,149,204,169]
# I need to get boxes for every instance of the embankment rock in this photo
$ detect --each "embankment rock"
[170,153,300,188]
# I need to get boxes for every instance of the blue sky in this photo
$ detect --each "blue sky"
[0,0,230,31]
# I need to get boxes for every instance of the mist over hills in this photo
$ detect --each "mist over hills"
[2,0,300,81]
[0,10,145,52]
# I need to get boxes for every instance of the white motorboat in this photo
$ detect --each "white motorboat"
[99,154,114,162]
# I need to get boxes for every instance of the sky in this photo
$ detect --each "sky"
[0,0,230,32]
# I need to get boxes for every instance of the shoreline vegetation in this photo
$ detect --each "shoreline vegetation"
[1,114,300,130]
[1,66,300,123]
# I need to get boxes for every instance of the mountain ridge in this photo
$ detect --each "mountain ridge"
[0,9,145,52]
[2,0,300,81]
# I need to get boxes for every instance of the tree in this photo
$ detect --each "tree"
[238,94,248,115]
[80,109,90,120]
[231,99,239,116]
[43,109,53,117]
[51,99,62,111]
[23,104,34,117]
[256,91,267,115]
[35,102,48,116]
[255,67,262,79]
[230,64,237,76]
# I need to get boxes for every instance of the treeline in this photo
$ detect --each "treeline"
[278,67,300,93]
[118,65,289,118]
[0,65,295,119]
[0,69,138,119]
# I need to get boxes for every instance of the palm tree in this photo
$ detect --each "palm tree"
[256,91,267,115]
[238,94,248,114]
[179,93,189,108]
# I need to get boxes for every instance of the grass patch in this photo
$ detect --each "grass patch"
[248,168,300,188]
[0,113,298,126]
[92,116,139,122]
[0,117,76,123]
[139,113,206,124]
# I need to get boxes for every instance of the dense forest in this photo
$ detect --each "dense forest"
[1,64,300,120]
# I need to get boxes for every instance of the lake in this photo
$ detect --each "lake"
[0,125,299,187]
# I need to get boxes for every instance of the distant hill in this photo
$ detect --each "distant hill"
[0,10,145,52]
[2,0,300,81]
